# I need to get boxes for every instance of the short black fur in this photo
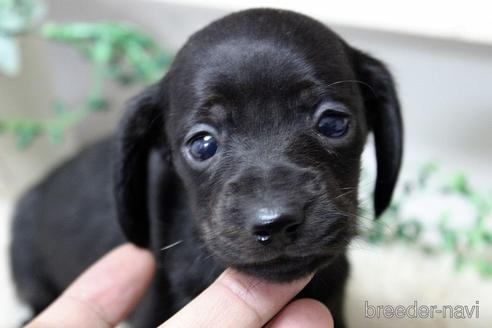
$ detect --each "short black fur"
[11,8,403,327]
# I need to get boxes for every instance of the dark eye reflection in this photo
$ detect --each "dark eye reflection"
[189,134,218,161]
[318,114,349,138]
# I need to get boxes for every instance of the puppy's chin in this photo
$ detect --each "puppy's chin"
[233,256,328,282]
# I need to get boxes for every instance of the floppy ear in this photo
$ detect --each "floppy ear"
[353,50,403,217]
[114,81,168,247]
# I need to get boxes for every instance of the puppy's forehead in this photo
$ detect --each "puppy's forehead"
[190,40,355,109]
[194,40,316,98]
[169,9,362,129]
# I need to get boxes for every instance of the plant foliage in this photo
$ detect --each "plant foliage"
[362,163,492,278]
[0,1,172,147]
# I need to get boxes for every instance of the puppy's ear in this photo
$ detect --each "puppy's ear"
[114,81,168,247]
[353,50,403,217]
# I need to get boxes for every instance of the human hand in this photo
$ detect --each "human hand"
[27,243,333,328]
[26,244,155,328]
[160,268,333,328]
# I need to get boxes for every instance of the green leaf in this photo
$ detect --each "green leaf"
[477,259,492,277]
[396,220,422,242]
[0,7,25,32]
[447,171,470,195]
[42,22,97,41]
[0,35,20,76]
[0,0,46,34]
[92,40,112,64]
[14,121,41,148]
[47,125,63,144]
[483,232,492,244]
[87,97,108,110]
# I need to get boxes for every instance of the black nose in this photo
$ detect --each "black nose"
[250,207,303,244]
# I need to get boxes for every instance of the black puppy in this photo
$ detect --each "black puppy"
[11,8,402,327]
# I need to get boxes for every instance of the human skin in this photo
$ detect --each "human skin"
[26,243,333,328]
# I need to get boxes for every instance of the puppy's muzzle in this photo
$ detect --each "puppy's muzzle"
[222,163,320,248]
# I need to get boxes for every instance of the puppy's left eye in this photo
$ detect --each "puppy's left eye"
[188,134,218,161]
[317,114,349,138]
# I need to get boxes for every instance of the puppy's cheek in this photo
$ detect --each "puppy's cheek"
[301,198,357,252]
[200,206,245,263]
[204,211,261,264]
[200,220,229,261]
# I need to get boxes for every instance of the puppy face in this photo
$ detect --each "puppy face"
[115,9,403,281]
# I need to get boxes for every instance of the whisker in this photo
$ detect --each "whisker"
[326,79,376,96]
[160,240,184,251]
[332,189,357,201]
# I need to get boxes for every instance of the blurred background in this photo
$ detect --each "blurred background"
[1,0,491,327]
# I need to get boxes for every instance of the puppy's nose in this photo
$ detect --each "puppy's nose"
[250,207,303,244]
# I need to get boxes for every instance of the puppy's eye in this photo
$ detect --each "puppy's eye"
[188,134,218,161]
[317,114,349,138]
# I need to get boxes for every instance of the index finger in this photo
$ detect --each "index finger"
[27,244,155,328]
[159,269,313,328]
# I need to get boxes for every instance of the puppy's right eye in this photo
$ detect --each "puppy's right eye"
[188,134,218,161]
